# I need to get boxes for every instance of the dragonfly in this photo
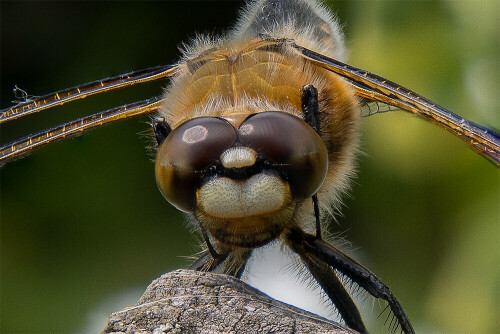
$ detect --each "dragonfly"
[1,1,498,333]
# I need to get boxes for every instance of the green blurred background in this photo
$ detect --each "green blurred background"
[1,1,498,333]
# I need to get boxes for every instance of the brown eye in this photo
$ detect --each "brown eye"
[239,112,328,200]
[155,117,237,212]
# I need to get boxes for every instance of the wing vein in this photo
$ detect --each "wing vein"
[0,96,163,165]
[0,65,178,124]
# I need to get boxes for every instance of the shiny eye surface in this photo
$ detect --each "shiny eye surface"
[155,117,237,212]
[155,111,328,212]
[239,112,328,200]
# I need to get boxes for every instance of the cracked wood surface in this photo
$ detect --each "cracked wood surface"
[102,269,356,334]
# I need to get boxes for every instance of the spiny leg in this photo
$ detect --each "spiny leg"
[287,228,367,333]
[187,227,252,280]
[312,195,322,239]
[300,83,412,333]
[286,227,414,334]
[222,249,253,279]
[188,228,228,272]
[300,251,367,333]
[301,84,323,239]
[187,248,252,280]
[201,228,220,260]
[187,250,227,272]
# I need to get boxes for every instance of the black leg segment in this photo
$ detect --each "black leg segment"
[188,250,228,272]
[223,249,253,279]
[302,84,323,240]
[286,227,414,334]
[299,251,367,333]
[301,84,321,135]
[312,194,322,239]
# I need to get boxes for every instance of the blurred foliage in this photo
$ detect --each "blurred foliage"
[1,1,498,333]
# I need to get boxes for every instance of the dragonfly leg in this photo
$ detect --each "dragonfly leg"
[301,84,323,239]
[286,227,415,334]
[287,227,367,333]
[301,84,321,135]
[222,249,253,279]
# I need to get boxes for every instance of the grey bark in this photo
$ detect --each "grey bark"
[102,269,357,334]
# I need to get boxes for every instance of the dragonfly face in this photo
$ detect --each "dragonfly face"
[1,1,498,334]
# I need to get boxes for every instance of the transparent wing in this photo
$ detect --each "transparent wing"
[0,64,180,165]
[360,100,400,117]
[285,39,500,166]
[0,64,178,124]
[0,96,163,165]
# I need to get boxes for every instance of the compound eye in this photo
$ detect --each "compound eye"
[155,117,237,212]
[239,111,327,200]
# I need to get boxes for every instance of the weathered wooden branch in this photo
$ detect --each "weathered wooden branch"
[102,269,357,334]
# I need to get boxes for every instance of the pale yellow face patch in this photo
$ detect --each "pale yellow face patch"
[196,173,289,219]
